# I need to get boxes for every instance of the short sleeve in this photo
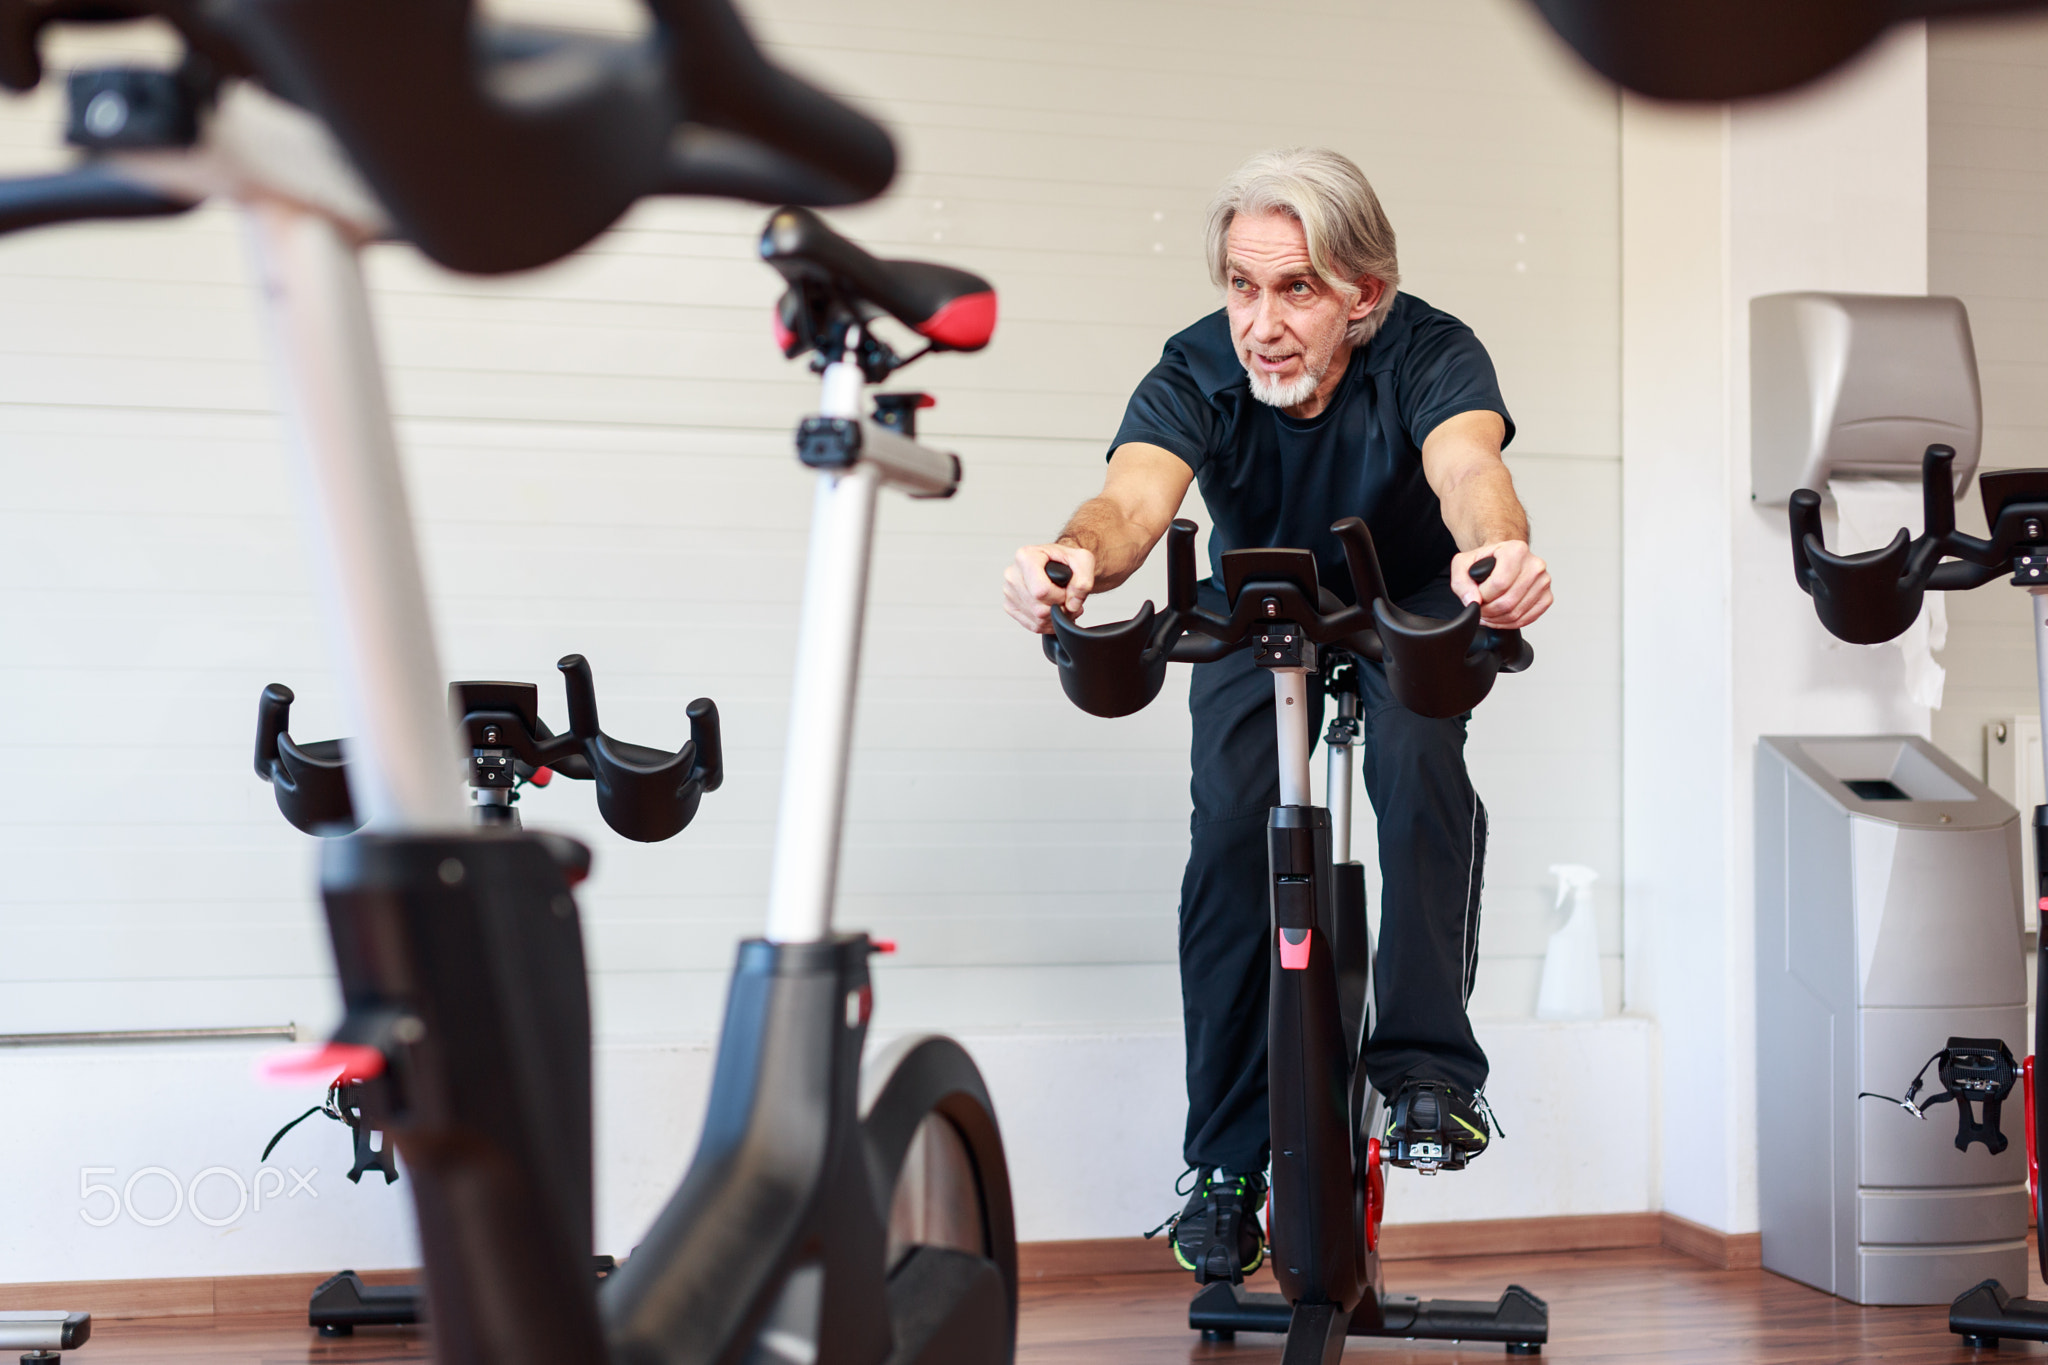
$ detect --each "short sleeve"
[1394,313,1516,452]
[1109,342,1224,472]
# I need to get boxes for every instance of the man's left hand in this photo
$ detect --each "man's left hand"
[1452,540,1551,630]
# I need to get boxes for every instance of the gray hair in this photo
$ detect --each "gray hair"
[1205,147,1401,347]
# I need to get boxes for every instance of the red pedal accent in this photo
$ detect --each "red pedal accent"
[1278,928,1311,970]
[872,938,897,955]
[259,1042,385,1086]
[530,765,553,788]
[1365,1136,1385,1252]
[2026,1056,2037,1209]
[915,291,997,350]
[772,309,796,355]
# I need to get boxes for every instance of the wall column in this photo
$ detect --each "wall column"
[1622,24,1931,1234]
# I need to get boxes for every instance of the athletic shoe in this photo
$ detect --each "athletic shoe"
[1382,1079,1499,1172]
[1149,1167,1267,1283]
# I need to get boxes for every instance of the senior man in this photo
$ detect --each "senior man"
[1003,147,1552,1282]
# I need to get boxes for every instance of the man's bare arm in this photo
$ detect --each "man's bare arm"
[1003,442,1193,633]
[1420,410,1553,629]
[1056,443,1194,590]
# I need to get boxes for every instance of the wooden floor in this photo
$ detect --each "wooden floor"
[57,1246,2048,1362]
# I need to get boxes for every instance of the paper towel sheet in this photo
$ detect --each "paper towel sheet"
[1828,477,1948,709]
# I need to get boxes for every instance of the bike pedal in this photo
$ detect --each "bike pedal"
[1200,1244,1241,1284]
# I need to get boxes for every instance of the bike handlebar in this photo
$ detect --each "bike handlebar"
[0,165,197,235]
[254,656,723,842]
[0,0,895,272]
[1789,444,2044,645]
[1037,518,1532,720]
[254,682,354,835]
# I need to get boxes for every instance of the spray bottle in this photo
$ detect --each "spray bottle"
[1535,863,1603,1021]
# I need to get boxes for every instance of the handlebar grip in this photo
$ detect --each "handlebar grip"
[1801,528,1924,644]
[553,655,720,842]
[558,654,601,740]
[1923,444,1957,543]
[655,0,896,205]
[255,683,294,780]
[1042,606,1176,717]
[0,166,196,236]
[1373,600,1505,719]
[687,696,723,794]
[1789,488,1823,587]
[1045,560,1072,589]
[1168,518,1198,611]
[253,684,358,836]
[1468,555,1496,585]
[1332,518,1392,612]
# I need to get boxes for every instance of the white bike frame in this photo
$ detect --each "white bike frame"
[764,333,959,944]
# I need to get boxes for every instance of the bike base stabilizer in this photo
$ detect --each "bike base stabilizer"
[1951,1278,2048,1347]
[1190,1280,1547,1357]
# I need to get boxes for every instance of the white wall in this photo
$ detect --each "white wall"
[1926,13,2048,776]
[1622,28,1935,1235]
[0,0,1630,1280]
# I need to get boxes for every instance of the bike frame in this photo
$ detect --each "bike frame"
[1187,631,1546,1358]
[1261,648,1367,1333]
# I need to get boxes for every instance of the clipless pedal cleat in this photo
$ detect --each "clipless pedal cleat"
[1382,1079,1497,1172]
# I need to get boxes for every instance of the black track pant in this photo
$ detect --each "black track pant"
[1179,578,1490,1174]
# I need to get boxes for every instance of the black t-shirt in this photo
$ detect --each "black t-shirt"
[1110,292,1513,603]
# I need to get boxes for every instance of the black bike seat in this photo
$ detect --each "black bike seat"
[760,205,996,351]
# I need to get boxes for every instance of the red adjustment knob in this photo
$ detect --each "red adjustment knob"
[871,939,898,955]
[531,766,554,788]
[1364,1136,1386,1252]
[259,1042,386,1086]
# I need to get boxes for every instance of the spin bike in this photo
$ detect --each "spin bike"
[1785,446,2048,1348]
[254,657,722,1335]
[0,4,1012,1364]
[1041,520,1549,1361]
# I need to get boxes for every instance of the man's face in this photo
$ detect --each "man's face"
[1223,208,1380,412]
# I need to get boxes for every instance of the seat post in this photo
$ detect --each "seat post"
[1257,622,1317,808]
[244,198,465,831]
[766,330,881,946]
[1273,669,1313,808]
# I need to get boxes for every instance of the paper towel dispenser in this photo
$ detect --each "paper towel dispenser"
[1751,292,1981,506]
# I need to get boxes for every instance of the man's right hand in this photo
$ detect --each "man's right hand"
[1004,544,1096,634]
